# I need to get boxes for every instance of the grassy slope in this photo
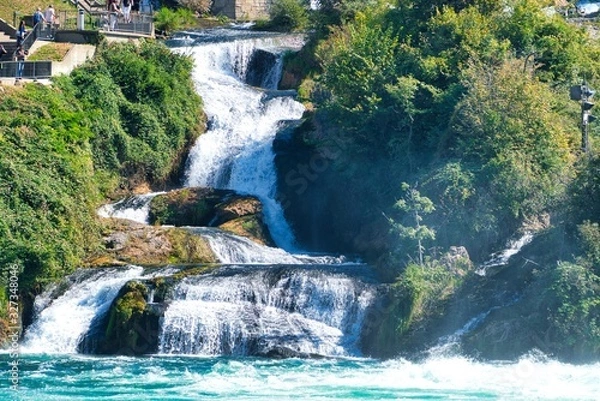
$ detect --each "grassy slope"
[0,1,75,26]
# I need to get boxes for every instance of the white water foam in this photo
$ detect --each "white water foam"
[6,353,600,400]
[191,227,349,264]
[158,267,375,357]
[97,192,165,224]
[476,232,535,275]
[21,266,144,354]
[177,37,305,251]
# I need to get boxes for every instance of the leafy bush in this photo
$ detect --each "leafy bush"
[394,260,466,335]
[64,40,204,185]
[544,263,600,359]
[0,85,103,291]
[154,7,197,35]
[268,0,309,31]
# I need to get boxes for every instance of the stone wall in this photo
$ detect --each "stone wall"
[212,0,272,20]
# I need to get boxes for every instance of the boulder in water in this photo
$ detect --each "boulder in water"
[93,219,217,266]
[97,280,163,355]
[148,187,274,246]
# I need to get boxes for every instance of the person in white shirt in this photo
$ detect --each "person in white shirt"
[44,4,55,36]
[121,0,132,23]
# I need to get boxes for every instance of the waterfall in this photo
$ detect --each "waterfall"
[176,31,305,251]
[476,232,535,275]
[191,227,350,264]
[158,265,376,357]
[97,192,165,224]
[21,30,379,359]
[21,266,144,354]
[427,310,494,357]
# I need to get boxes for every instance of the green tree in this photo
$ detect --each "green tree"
[389,183,436,265]
[268,0,309,32]
[448,58,576,234]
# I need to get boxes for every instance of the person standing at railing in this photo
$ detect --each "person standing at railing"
[108,0,120,31]
[139,0,151,14]
[15,45,27,82]
[45,5,56,38]
[16,20,26,47]
[121,0,132,23]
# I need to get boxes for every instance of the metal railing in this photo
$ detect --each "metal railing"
[0,60,52,80]
[14,8,154,43]
[90,11,154,36]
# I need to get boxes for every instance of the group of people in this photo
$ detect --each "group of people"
[31,5,56,38]
[6,5,50,82]
[106,0,153,31]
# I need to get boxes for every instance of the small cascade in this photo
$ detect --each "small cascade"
[427,310,493,357]
[97,193,164,224]
[158,265,376,357]
[191,227,350,264]
[21,266,144,354]
[476,232,535,275]
[174,31,305,250]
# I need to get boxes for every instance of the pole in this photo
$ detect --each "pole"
[581,81,590,153]
[582,106,589,153]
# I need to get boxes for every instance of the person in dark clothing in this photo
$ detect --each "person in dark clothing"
[16,20,26,46]
[15,45,27,81]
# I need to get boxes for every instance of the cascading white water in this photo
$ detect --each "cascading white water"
[23,31,376,360]
[190,227,350,264]
[476,232,535,275]
[177,33,305,251]
[21,266,144,354]
[158,266,376,357]
[97,192,165,224]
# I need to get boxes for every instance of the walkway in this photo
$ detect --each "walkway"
[0,43,96,86]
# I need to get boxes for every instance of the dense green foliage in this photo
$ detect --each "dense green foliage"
[0,85,102,291]
[304,0,597,259]
[154,7,198,35]
[66,40,203,185]
[0,40,203,311]
[253,0,310,32]
[287,0,600,359]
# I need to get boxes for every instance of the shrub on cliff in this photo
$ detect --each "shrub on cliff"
[0,40,204,331]
[0,85,103,292]
[64,39,204,186]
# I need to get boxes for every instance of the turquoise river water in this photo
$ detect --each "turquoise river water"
[2,353,599,400]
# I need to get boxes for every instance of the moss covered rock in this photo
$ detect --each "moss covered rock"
[100,281,161,355]
[219,215,274,246]
[148,187,273,245]
[93,219,217,266]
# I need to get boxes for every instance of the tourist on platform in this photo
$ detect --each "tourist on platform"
[139,0,151,14]
[45,5,55,37]
[108,0,120,31]
[33,7,46,33]
[121,0,132,23]
[16,20,26,46]
[15,45,27,81]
